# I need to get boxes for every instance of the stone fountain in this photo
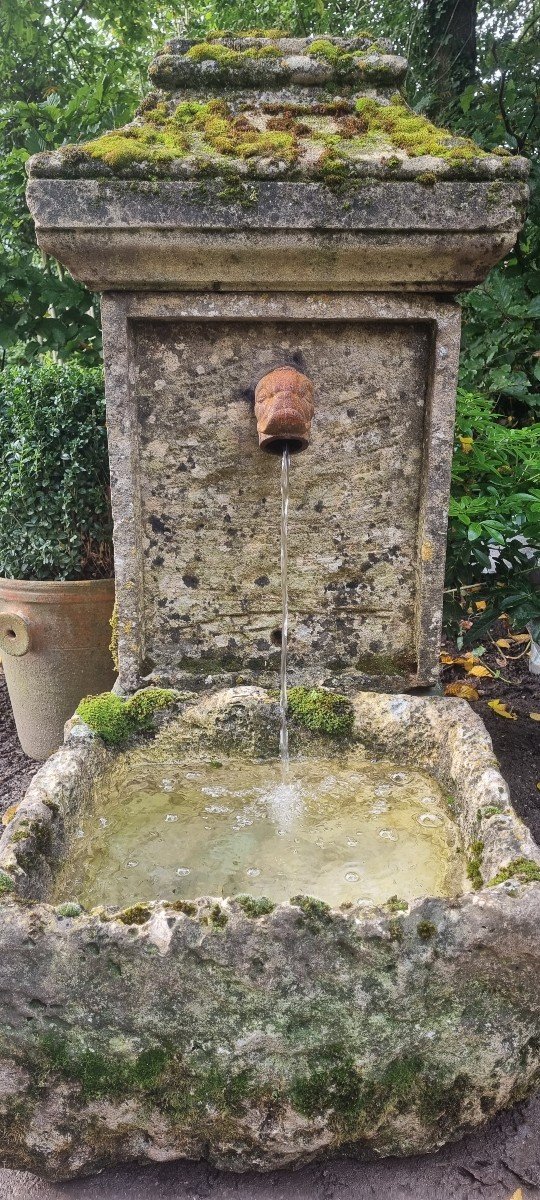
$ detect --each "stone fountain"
[0,32,538,1182]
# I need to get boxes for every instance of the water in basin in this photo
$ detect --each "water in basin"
[53,753,465,908]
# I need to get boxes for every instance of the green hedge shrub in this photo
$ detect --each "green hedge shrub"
[0,362,112,580]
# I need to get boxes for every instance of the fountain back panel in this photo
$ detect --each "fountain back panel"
[114,312,438,691]
[11,28,538,1184]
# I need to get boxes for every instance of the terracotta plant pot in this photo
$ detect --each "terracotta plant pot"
[0,577,116,760]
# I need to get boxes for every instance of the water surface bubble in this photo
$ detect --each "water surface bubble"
[345,871,360,883]
[246,868,260,877]
[379,829,398,841]
[418,813,442,827]
[176,867,190,876]
[165,814,178,823]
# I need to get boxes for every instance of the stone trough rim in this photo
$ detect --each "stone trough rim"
[1,685,539,929]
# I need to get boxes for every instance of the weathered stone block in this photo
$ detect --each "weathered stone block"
[0,688,539,1180]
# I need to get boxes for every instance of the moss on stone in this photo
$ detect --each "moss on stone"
[109,600,119,672]
[56,903,83,918]
[116,904,152,925]
[0,871,14,896]
[39,1033,168,1100]
[235,894,275,917]
[489,858,540,886]
[290,894,332,920]
[467,840,484,890]
[478,804,504,820]
[353,97,485,160]
[169,899,197,915]
[287,687,354,737]
[77,687,178,746]
[209,903,228,928]
[387,895,408,913]
[417,920,437,941]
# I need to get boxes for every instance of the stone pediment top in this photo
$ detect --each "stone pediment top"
[27,32,529,185]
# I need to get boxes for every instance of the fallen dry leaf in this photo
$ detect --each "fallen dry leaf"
[459,435,474,453]
[529,713,540,722]
[475,599,487,611]
[509,1189,523,1200]
[510,633,531,644]
[495,638,511,649]
[441,653,477,670]
[467,664,492,678]
[1,803,19,826]
[445,682,480,701]
[488,699,517,720]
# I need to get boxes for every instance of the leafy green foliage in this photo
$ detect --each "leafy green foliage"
[0,362,112,580]
[445,389,540,638]
[0,0,186,365]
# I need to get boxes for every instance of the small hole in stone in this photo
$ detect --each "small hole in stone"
[271,629,282,647]
[6,629,16,639]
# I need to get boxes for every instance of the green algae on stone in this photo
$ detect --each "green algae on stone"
[286,687,354,737]
[489,858,540,886]
[77,687,178,746]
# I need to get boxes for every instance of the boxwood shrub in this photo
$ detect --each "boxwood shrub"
[0,362,112,580]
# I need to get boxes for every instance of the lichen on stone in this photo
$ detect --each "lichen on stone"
[286,687,354,737]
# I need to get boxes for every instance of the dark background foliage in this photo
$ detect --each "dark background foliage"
[0,0,538,610]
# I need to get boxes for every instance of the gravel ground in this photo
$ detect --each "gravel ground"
[1,658,539,1200]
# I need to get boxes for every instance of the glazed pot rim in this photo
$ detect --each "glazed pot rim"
[0,576,115,602]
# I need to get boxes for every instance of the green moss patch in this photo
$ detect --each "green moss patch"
[116,904,153,925]
[489,858,540,886]
[56,903,83,919]
[467,840,484,890]
[235,894,275,917]
[0,871,14,896]
[77,687,178,746]
[39,1034,168,1100]
[286,687,354,737]
[353,97,485,161]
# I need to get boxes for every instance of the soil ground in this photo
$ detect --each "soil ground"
[0,623,539,1200]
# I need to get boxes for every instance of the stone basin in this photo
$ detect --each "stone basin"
[1,686,540,1181]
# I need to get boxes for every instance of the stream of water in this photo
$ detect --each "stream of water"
[279,445,290,769]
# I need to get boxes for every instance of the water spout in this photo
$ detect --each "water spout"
[254,366,314,455]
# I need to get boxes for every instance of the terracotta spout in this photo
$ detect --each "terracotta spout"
[254,367,314,454]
